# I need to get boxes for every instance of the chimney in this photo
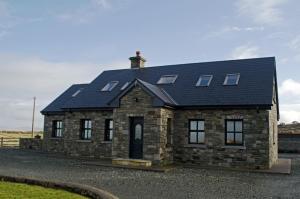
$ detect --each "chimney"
[129,51,146,69]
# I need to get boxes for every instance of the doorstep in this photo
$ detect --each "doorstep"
[112,158,152,167]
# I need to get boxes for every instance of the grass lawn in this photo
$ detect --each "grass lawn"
[0,181,87,199]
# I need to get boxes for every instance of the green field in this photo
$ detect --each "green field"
[0,181,87,199]
[0,131,43,147]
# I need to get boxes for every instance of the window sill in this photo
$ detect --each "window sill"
[101,141,112,144]
[184,144,207,149]
[76,140,92,143]
[222,145,246,150]
[50,137,63,140]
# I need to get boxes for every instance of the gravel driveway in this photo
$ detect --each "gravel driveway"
[0,148,299,199]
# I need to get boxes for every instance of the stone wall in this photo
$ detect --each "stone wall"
[43,110,113,158]
[268,85,278,166]
[41,83,277,169]
[20,138,42,150]
[112,85,165,164]
[173,109,272,169]
[278,123,300,134]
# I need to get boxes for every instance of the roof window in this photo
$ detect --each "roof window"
[196,75,213,87]
[224,74,240,85]
[101,81,118,91]
[157,75,178,84]
[120,82,129,90]
[72,89,82,97]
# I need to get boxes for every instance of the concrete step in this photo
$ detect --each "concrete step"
[112,158,152,167]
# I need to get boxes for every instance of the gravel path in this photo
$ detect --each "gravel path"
[0,149,299,199]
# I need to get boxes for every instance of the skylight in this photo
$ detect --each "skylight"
[101,81,119,91]
[72,89,82,97]
[196,75,213,87]
[224,74,240,85]
[120,82,129,90]
[157,75,178,84]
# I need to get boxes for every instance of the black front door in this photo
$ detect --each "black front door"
[129,117,144,159]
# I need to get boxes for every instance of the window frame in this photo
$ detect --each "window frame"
[104,119,113,141]
[166,118,172,145]
[101,81,119,92]
[196,75,213,87]
[80,119,92,140]
[225,119,244,146]
[223,73,240,86]
[157,75,178,84]
[52,120,63,138]
[188,119,205,144]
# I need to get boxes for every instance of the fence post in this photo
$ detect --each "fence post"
[0,137,3,147]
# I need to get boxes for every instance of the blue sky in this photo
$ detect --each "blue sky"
[0,0,300,130]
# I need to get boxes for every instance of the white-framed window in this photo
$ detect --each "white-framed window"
[101,81,119,91]
[224,74,240,85]
[157,75,178,84]
[196,75,213,87]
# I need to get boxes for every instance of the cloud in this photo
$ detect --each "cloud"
[56,0,113,24]
[288,35,300,50]
[91,0,111,9]
[235,0,288,25]
[230,44,260,59]
[203,26,265,40]
[0,0,9,17]
[0,54,129,131]
[279,79,300,97]
[280,104,300,124]
[0,55,94,130]
[0,30,7,39]
[278,79,300,123]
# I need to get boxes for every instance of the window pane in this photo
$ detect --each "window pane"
[109,130,113,140]
[109,120,113,129]
[102,81,118,91]
[235,133,243,144]
[226,133,235,144]
[121,82,129,90]
[157,75,177,84]
[190,121,197,130]
[235,121,243,132]
[225,74,239,85]
[135,124,142,140]
[197,132,205,143]
[198,121,204,131]
[84,121,88,128]
[190,131,197,143]
[197,75,212,86]
[227,121,234,131]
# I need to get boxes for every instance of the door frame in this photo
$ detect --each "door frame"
[129,117,144,159]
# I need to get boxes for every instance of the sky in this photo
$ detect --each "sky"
[0,0,300,131]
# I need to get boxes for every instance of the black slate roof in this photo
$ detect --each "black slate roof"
[41,57,278,114]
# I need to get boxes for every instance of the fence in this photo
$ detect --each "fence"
[278,134,300,153]
[0,137,20,148]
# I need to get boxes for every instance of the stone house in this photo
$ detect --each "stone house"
[41,52,279,169]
